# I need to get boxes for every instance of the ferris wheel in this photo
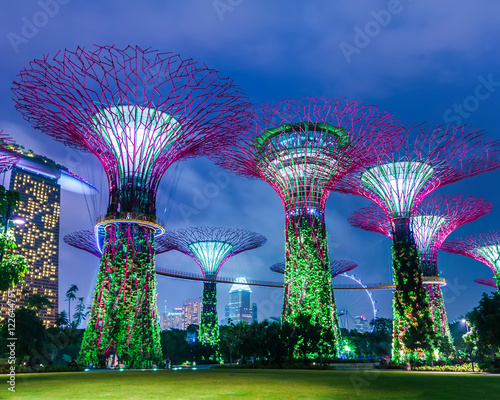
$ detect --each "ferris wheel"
[333,273,378,333]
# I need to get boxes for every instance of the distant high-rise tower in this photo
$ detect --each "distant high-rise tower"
[182,298,202,330]
[0,148,96,327]
[354,315,370,332]
[164,307,183,330]
[252,302,258,322]
[229,278,253,324]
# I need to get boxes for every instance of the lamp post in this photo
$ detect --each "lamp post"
[462,318,475,372]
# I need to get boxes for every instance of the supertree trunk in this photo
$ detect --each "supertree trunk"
[78,224,162,368]
[420,260,454,352]
[391,219,433,363]
[283,213,340,355]
[199,281,219,347]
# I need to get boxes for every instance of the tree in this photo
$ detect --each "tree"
[1,308,45,363]
[280,321,299,365]
[0,185,28,291]
[294,314,322,364]
[370,317,392,357]
[371,317,392,339]
[0,232,28,291]
[72,297,89,329]
[265,322,287,367]
[24,294,52,312]
[0,294,51,363]
[219,321,239,365]
[160,329,191,365]
[65,284,79,323]
[0,186,21,223]
[55,311,69,328]
[466,292,500,361]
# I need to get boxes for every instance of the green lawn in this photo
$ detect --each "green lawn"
[1,369,499,400]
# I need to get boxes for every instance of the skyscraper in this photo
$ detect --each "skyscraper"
[0,147,96,326]
[181,298,202,330]
[164,307,183,330]
[2,165,60,326]
[228,277,253,324]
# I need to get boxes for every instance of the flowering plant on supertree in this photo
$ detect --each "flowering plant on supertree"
[349,193,492,361]
[338,123,500,363]
[12,45,250,368]
[164,226,266,353]
[442,231,500,292]
[212,97,403,355]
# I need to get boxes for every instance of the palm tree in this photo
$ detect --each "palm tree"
[73,297,89,329]
[55,311,68,327]
[65,284,78,323]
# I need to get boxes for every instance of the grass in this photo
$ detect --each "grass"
[1,368,499,400]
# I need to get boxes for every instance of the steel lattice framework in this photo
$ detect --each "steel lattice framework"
[165,226,266,349]
[63,229,175,257]
[12,45,250,368]
[350,193,492,359]
[0,131,20,173]
[270,259,358,278]
[442,231,500,292]
[337,123,500,363]
[212,97,403,355]
[474,277,497,289]
[335,124,500,218]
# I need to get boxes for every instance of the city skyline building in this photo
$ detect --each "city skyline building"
[162,306,183,331]
[181,298,202,331]
[0,146,96,327]
[228,277,253,325]
[252,302,258,322]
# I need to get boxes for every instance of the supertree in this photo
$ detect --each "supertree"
[270,259,357,278]
[12,45,250,368]
[442,231,500,292]
[63,229,175,258]
[335,123,500,362]
[349,193,493,359]
[164,227,266,350]
[212,97,403,353]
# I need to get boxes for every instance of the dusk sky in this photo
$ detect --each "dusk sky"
[1,1,499,326]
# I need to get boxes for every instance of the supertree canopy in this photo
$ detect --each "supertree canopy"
[63,229,175,258]
[336,124,499,219]
[12,45,250,368]
[474,277,497,289]
[338,123,500,362]
[165,227,266,349]
[270,259,357,278]
[212,97,403,354]
[442,231,500,292]
[349,193,492,360]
